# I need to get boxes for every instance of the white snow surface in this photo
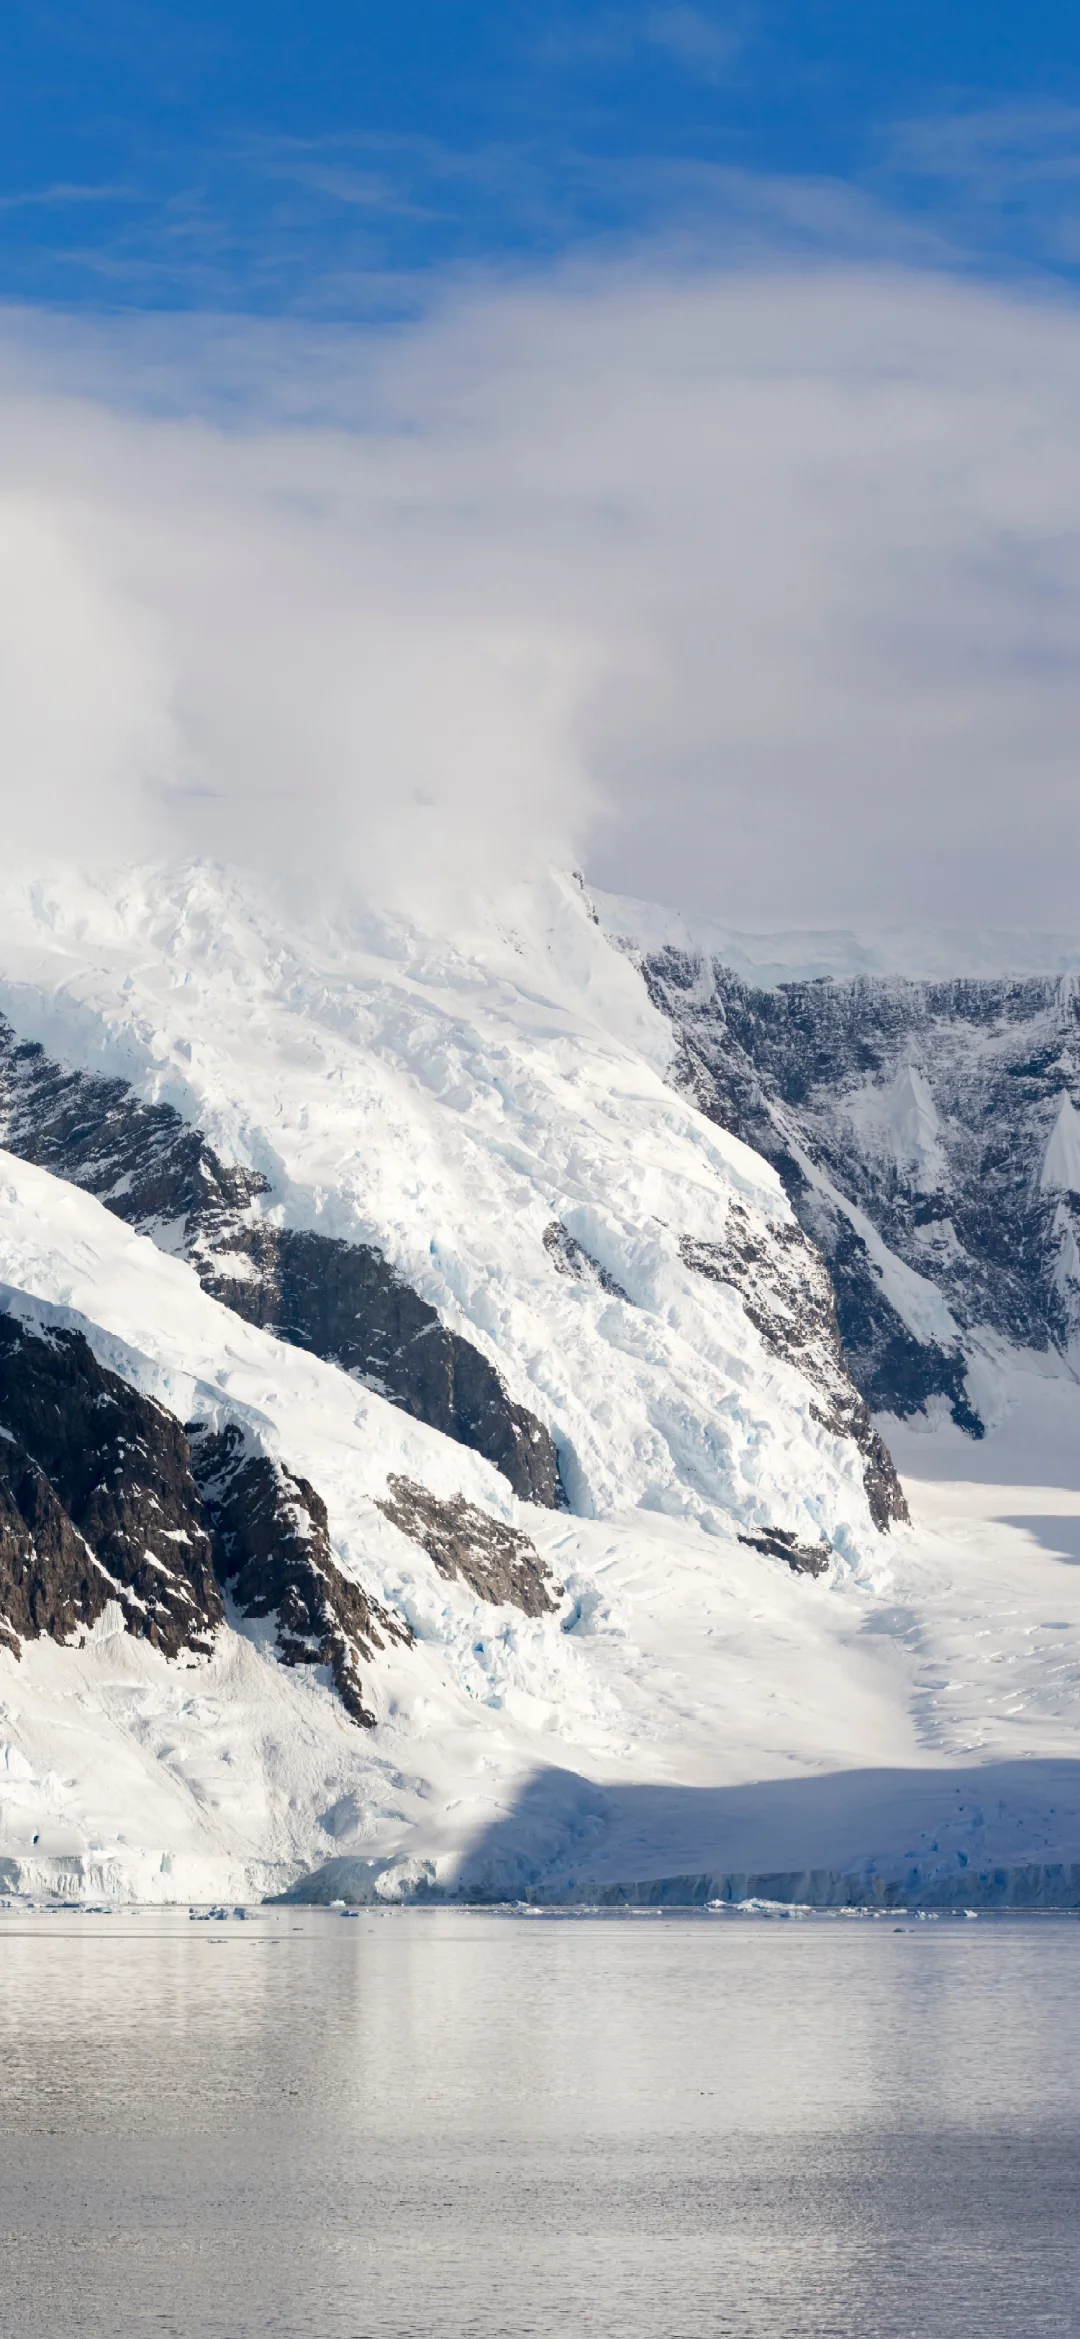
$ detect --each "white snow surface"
[1,862,1080,1905]
[1041,1094,1080,1196]
[843,1065,948,1194]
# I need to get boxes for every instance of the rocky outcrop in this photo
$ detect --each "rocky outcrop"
[678,1211,909,1530]
[812,1207,983,1434]
[0,1022,265,1247]
[201,1227,562,1509]
[190,1424,410,1726]
[376,1475,560,1617]
[635,946,1080,1429]
[0,1016,563,1506]
[736,1527,832,1578]
[543,1221,630,1301]
[0,1313,223,1660]
[0,1302,408,1725]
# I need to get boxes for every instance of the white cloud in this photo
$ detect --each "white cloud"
[534,5,742,77]
[889,104,1080,193]
[4,259,1080,926]
[644,7,742,79]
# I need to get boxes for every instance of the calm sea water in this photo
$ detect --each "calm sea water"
[1,1906,1078,2338]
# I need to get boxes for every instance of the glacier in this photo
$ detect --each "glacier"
[2,861,1080,1909]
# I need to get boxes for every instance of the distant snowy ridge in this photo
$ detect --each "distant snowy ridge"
[594,888,1080,986]
[602,890,1080,1453]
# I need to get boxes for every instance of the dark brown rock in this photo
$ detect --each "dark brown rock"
[376,1475,560,1617]
[0,1313,223,1658]
[190,1423,412,1726]
[0,1305,412,1725]
[737,1527,833,1578]
[202,1226,563,1509]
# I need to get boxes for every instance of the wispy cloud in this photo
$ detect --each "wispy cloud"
[0,182,136,215]
[643,7,743,81]
[882,104,1080,267]
[286,163,431,216]
[534,5,745,82]
[238,136,436,220]
[890,103,1080,192]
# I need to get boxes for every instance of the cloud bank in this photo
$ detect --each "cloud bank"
[4,259,1080,925]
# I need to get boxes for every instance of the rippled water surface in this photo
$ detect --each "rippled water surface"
[2,1907,1079,2337]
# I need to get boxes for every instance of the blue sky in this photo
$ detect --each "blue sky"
[6,1,1080,312]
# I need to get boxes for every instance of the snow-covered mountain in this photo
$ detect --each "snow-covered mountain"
[601,891,1080,1439]
[3,862,1080,1910]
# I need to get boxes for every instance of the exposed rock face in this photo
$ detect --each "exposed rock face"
[0,1313,223,1660]
[202,1227,562,1509]
[636,949,1080,1429]
[679,1214,908,1529]
[819,1213,982,1432]
[543,1220,630,1301]
[0,1023,265,1247]
[377,1475,560,1617]
[736,1527,832,1578]
[0,1300,407,1724]
[0,1016,563,1506]
[190,1424,411,1727]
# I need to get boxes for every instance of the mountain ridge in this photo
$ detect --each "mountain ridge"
[619,930,1080,1445]
[1,861,1079,1908]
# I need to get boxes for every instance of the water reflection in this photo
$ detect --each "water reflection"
[1,1909,1078,2336]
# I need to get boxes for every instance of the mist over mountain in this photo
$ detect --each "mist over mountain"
[7,259,1080,926]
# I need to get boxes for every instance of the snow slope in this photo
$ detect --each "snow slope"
[2,862,1080,1905]
[0,861,883,1545]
